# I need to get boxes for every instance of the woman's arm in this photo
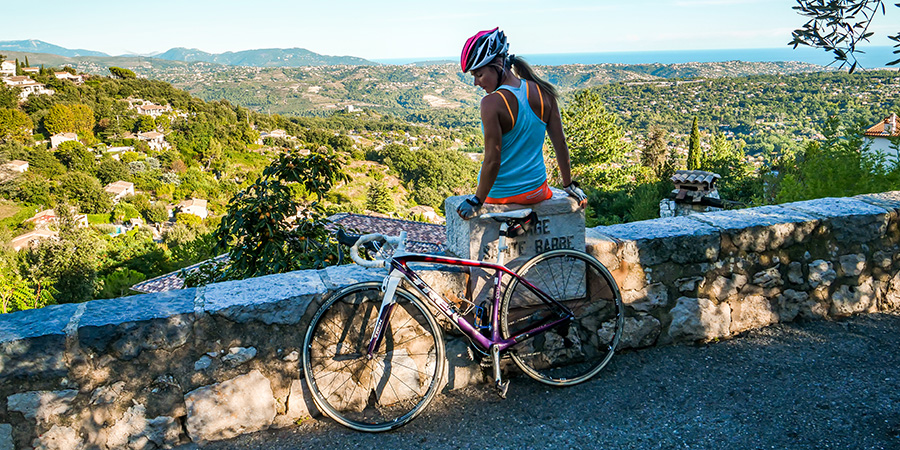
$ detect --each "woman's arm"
[546,97,587,208]
[475,94,503,201]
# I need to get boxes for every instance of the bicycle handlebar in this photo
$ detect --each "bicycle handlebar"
[349,232,406,268]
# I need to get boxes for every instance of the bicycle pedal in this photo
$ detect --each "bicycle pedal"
[496,380,510,399]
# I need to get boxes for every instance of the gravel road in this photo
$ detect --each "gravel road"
[188,312,900,450]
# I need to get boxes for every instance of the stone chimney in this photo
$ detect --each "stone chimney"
[660,170,724,218]
[885,113,897,135]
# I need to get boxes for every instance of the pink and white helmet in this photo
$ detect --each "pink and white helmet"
[460,27,509,73]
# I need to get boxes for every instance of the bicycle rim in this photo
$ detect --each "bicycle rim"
[303,282,445,432]
[501,249,624,386]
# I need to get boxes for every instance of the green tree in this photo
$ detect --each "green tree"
[20,208,104,303]
[366,180,394,213]
[143,203,169,224]
[641,126,668,178]
[687,117,702,170]
[55,141,96,172]
[70,104,95,135]
[0,108,33,142]
[57,171,112,214]
[210,149,349,282]
[43,104,75,135]
[790,0,900,71]
[95,158,131,185]
[108,67,136,79]
[559,89,634,189]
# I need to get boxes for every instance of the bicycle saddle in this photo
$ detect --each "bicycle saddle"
[481,209,538,237]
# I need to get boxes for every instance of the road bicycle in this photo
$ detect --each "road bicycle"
[302,208,624,432]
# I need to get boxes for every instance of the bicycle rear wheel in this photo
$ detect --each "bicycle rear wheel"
[303,281,445,432]
[500,249,624,386]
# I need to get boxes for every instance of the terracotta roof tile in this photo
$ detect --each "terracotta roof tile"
[326,213,445,253]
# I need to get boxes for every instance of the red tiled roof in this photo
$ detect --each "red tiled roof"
[865,113,899,137]
[326,213,446,254]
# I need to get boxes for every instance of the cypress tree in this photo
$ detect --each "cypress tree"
[687,117,701,170]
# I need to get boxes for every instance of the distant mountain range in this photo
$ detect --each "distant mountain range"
[0,39,109,57]
[0,40,378,67]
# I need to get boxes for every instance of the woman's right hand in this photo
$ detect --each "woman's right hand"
[564,182,587,208]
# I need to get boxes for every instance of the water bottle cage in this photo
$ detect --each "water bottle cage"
[474,302,491,330]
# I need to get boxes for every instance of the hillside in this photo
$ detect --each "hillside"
[0,50,830,124]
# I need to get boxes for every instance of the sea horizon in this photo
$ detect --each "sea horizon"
[375,46,898,69]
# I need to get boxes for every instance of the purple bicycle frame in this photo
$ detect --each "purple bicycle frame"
[365,251,574,357]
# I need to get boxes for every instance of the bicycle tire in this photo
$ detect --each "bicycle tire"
[302,281,445,432]
[500,249,624,386]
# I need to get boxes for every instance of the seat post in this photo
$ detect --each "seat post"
[496,222,509,266]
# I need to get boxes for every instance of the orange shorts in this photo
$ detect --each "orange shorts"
[485,181,552,205]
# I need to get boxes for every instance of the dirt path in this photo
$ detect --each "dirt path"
[188,313,900,450]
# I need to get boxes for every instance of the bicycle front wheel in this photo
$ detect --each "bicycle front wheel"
[501,249,624,386]
[302,281,445,432]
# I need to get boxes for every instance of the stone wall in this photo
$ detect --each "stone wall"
[1,191,899,449]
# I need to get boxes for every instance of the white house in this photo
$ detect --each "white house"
[3,76,54,100]
[2,160,29,173]
[104,180,135,203]
[24,208,88,230]
[54,71,83,84]
[105,146,134,161]
[0,61,15,77]
[137,131,170,151]
[11,229,58,252]
[863,113,900,165]
[176,198,209,219]
[135,103,171,117]
[21,67,39,74]
[50,132,79,148]
[1,76,30,86]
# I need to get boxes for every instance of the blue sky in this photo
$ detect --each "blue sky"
[3,0,896,59]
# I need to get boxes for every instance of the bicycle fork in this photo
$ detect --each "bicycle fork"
[366,272,403,358]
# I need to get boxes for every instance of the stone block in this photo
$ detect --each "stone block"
[707,274,747,301]
[184,369,276,443]
[622,283,668,312]
[0,303,80,380]
[7,390,78,424]
[318,264,385,291]
[202,270,326,324]
[585,229,621,271]
[106,404,180,450]
[443,337,484,392]
[831,280,877,316]
[285,379,315,422]
[80,289,196,328]
[593,216,720,266]
[667,297,731,342]
[32,425,83,450]
[691,205,819,252]
[808,260,836,288]
[0,424,12,450]
[444,189,585,261]
[776,289,807,322]
[884,271,900,311]
[839,253,866,277]
[788,262,804,285]
[730,295,779,334]
[855,190,900,212]
[610,314,661,349]
[784,197,889,243]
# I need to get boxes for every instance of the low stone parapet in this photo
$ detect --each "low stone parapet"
[1,191,899,448]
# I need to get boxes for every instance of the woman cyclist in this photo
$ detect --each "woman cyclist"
[456,27,587,220]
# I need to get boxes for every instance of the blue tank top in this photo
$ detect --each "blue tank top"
[480,80,548,199]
